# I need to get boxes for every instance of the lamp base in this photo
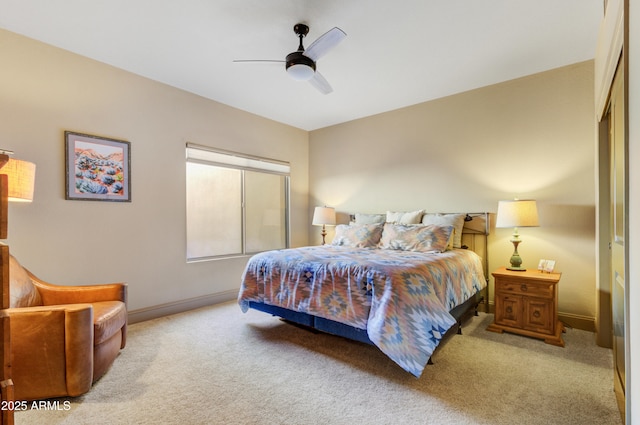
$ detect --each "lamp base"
[506,237,526,272]
[506,266,527,272]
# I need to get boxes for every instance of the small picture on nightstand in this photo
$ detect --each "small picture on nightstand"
[538,259,556,273]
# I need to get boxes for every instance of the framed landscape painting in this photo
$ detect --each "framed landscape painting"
[65,131,131,201]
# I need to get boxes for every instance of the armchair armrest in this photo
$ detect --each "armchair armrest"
[7,304,94,400]
[26,269,127,306]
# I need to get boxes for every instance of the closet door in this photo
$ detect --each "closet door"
[609,63,626,419]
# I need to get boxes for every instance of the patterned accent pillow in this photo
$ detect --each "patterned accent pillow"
[386,210,424,224]
[421,213,466,248]
[379,223,453,253]
[331,223,384,248]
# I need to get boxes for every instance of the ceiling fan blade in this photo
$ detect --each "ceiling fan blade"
[309,71,333,94]
[233,60,285,64]
[304,27,346,61]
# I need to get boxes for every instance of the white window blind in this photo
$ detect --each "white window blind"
[186,144,290,261]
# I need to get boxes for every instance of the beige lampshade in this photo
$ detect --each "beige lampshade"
[312,206,336,226]
[1,158,36,202]
[496,200,539,228]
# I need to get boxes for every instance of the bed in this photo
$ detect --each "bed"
[238,212,489,377]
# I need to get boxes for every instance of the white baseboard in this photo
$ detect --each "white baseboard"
[127,290,238,324]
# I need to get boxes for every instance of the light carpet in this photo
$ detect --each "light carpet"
[17,301,621,425]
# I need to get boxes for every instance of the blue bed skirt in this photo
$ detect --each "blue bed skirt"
[247,290,484,346]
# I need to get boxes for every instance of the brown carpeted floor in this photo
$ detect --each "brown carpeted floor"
[17,301,622,425]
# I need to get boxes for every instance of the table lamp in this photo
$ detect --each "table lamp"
[496,199,539,271]
[312,206,335,245]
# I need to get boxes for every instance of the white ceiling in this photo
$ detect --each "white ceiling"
[0,0,603,131]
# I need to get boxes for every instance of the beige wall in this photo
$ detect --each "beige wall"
[309,61,596,326]
[0,29,309,318]
[0,28,599,328]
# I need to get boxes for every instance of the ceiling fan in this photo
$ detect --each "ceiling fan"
[234,23,346,94]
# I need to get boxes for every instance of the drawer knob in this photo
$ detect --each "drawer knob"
[521,284,528,292]
[533,311,541,318]
[506,306,513,314]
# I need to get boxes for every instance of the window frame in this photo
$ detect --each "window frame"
[186,143,290,262]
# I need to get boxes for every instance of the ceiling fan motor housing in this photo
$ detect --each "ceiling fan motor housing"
[286,51,316,80]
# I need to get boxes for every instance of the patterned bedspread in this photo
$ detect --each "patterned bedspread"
[238,246,486,376]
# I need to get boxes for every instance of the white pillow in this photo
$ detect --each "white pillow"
[354,213,385,224]
[386,210,424,224]
[421,213,466,248]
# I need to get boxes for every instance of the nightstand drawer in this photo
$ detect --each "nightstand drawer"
[497,279,553,298]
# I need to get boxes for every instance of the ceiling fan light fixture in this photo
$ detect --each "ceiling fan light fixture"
[287,63,315,81]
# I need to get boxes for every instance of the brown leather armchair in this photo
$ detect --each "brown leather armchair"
[7,255,127,401]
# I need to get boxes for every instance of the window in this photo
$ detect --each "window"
[186,144,290,261]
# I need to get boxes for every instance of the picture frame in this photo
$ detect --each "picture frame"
[65,131,131,202]
[538,259,556,273]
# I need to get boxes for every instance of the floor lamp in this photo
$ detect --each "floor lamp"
[0,151,36,424]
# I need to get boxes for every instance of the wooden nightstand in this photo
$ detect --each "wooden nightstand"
[487,267,564,347]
